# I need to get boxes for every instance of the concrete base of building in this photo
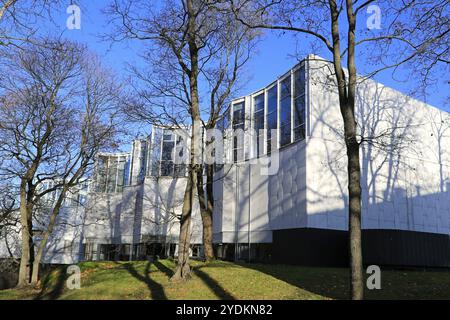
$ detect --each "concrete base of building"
[215,228,450,268]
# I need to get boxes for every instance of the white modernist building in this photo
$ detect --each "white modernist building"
[0,132,204,264]
[1,55,449,267]
[213,55,450,266]
[80,134,203,262]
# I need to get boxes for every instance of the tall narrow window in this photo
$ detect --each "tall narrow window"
[232,102,245,162]
[123,156,131,186]
[116,156,126,192]
[138,141,147,183]
[215,111,229,170]
[150,129,162,176]
[266,85,277,153]
[253,93,264,157]
[174,135,186,177]
[95,156,108,193]
[106,157,117,193]
[294,66,306,141]
[279,76,291,146]
[161,130,175,176]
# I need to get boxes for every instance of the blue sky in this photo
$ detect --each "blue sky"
[49,2,448,118]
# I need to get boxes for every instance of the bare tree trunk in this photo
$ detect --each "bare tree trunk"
[17,205,35,287]
[345,0,363,300]
[170,0,202,281]
[329,0,364,299]
[197,164,215,261]
[30,242,44,286]
[30,197,64,286]
[27,215,34,278]
[17,205,30,286]
[17,183,31,287]
[205,164,215,260]
[347,137,363,299]
[171,170,194,281]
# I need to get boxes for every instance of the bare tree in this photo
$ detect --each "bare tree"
[0,38,120,286]
[0,182,19,262]
[195,18,256,261]
[106,0,257,277]
[0,0,63,48]
[230,0,449,299]
[105,0,202,281]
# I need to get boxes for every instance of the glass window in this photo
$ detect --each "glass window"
[232,102,245,129]
[95,156,108,193]
[174,135,186,176]
[138,142,147,182]
[254,93,264,113]
[123,157,131,186]
[232,102,245,162]
[160,160,174,176]
[266,85,277,153]
[163,130,174,141]
[161,139,175,176]
[116,156,126,192]
[253,93,264,157]
[150,130,162,176]
[216,111,230,166]
[162,141,174,160]
[279,76,291,147]
[294,67,306,141]
[106,157,117,193]
[218,110,230,166]
[294,66,305,96]
[94,154,132,193]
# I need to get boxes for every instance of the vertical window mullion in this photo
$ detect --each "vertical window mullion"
[277,79,280,150]
[264,88,267,155]
[291,70,294,144]
[172,133,176,176]
[105,156,110,193]
[159,129,163,177]
[250,95,254,159]
[115,156,120,192]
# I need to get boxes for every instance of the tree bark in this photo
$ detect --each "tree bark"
[345,0,364,300]
[17,198,30,287]
[329,0,364,299]
[17,180,33,287]
[171,0,202,281]
[30,192,65,286]
[197,164,215,261]
[347,137,363,299]
[171,169,194,281]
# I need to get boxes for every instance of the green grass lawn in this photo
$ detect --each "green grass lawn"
[0,260,449,300]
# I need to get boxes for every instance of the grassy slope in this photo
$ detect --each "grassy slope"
[0,260,449,300]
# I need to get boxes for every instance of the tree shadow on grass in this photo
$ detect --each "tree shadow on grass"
[123,261,167,300]
[242,263,349,299]
[34,266,67,300]
[153,260,174,278]
[193,267,235,300]
[153,259,235,299]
